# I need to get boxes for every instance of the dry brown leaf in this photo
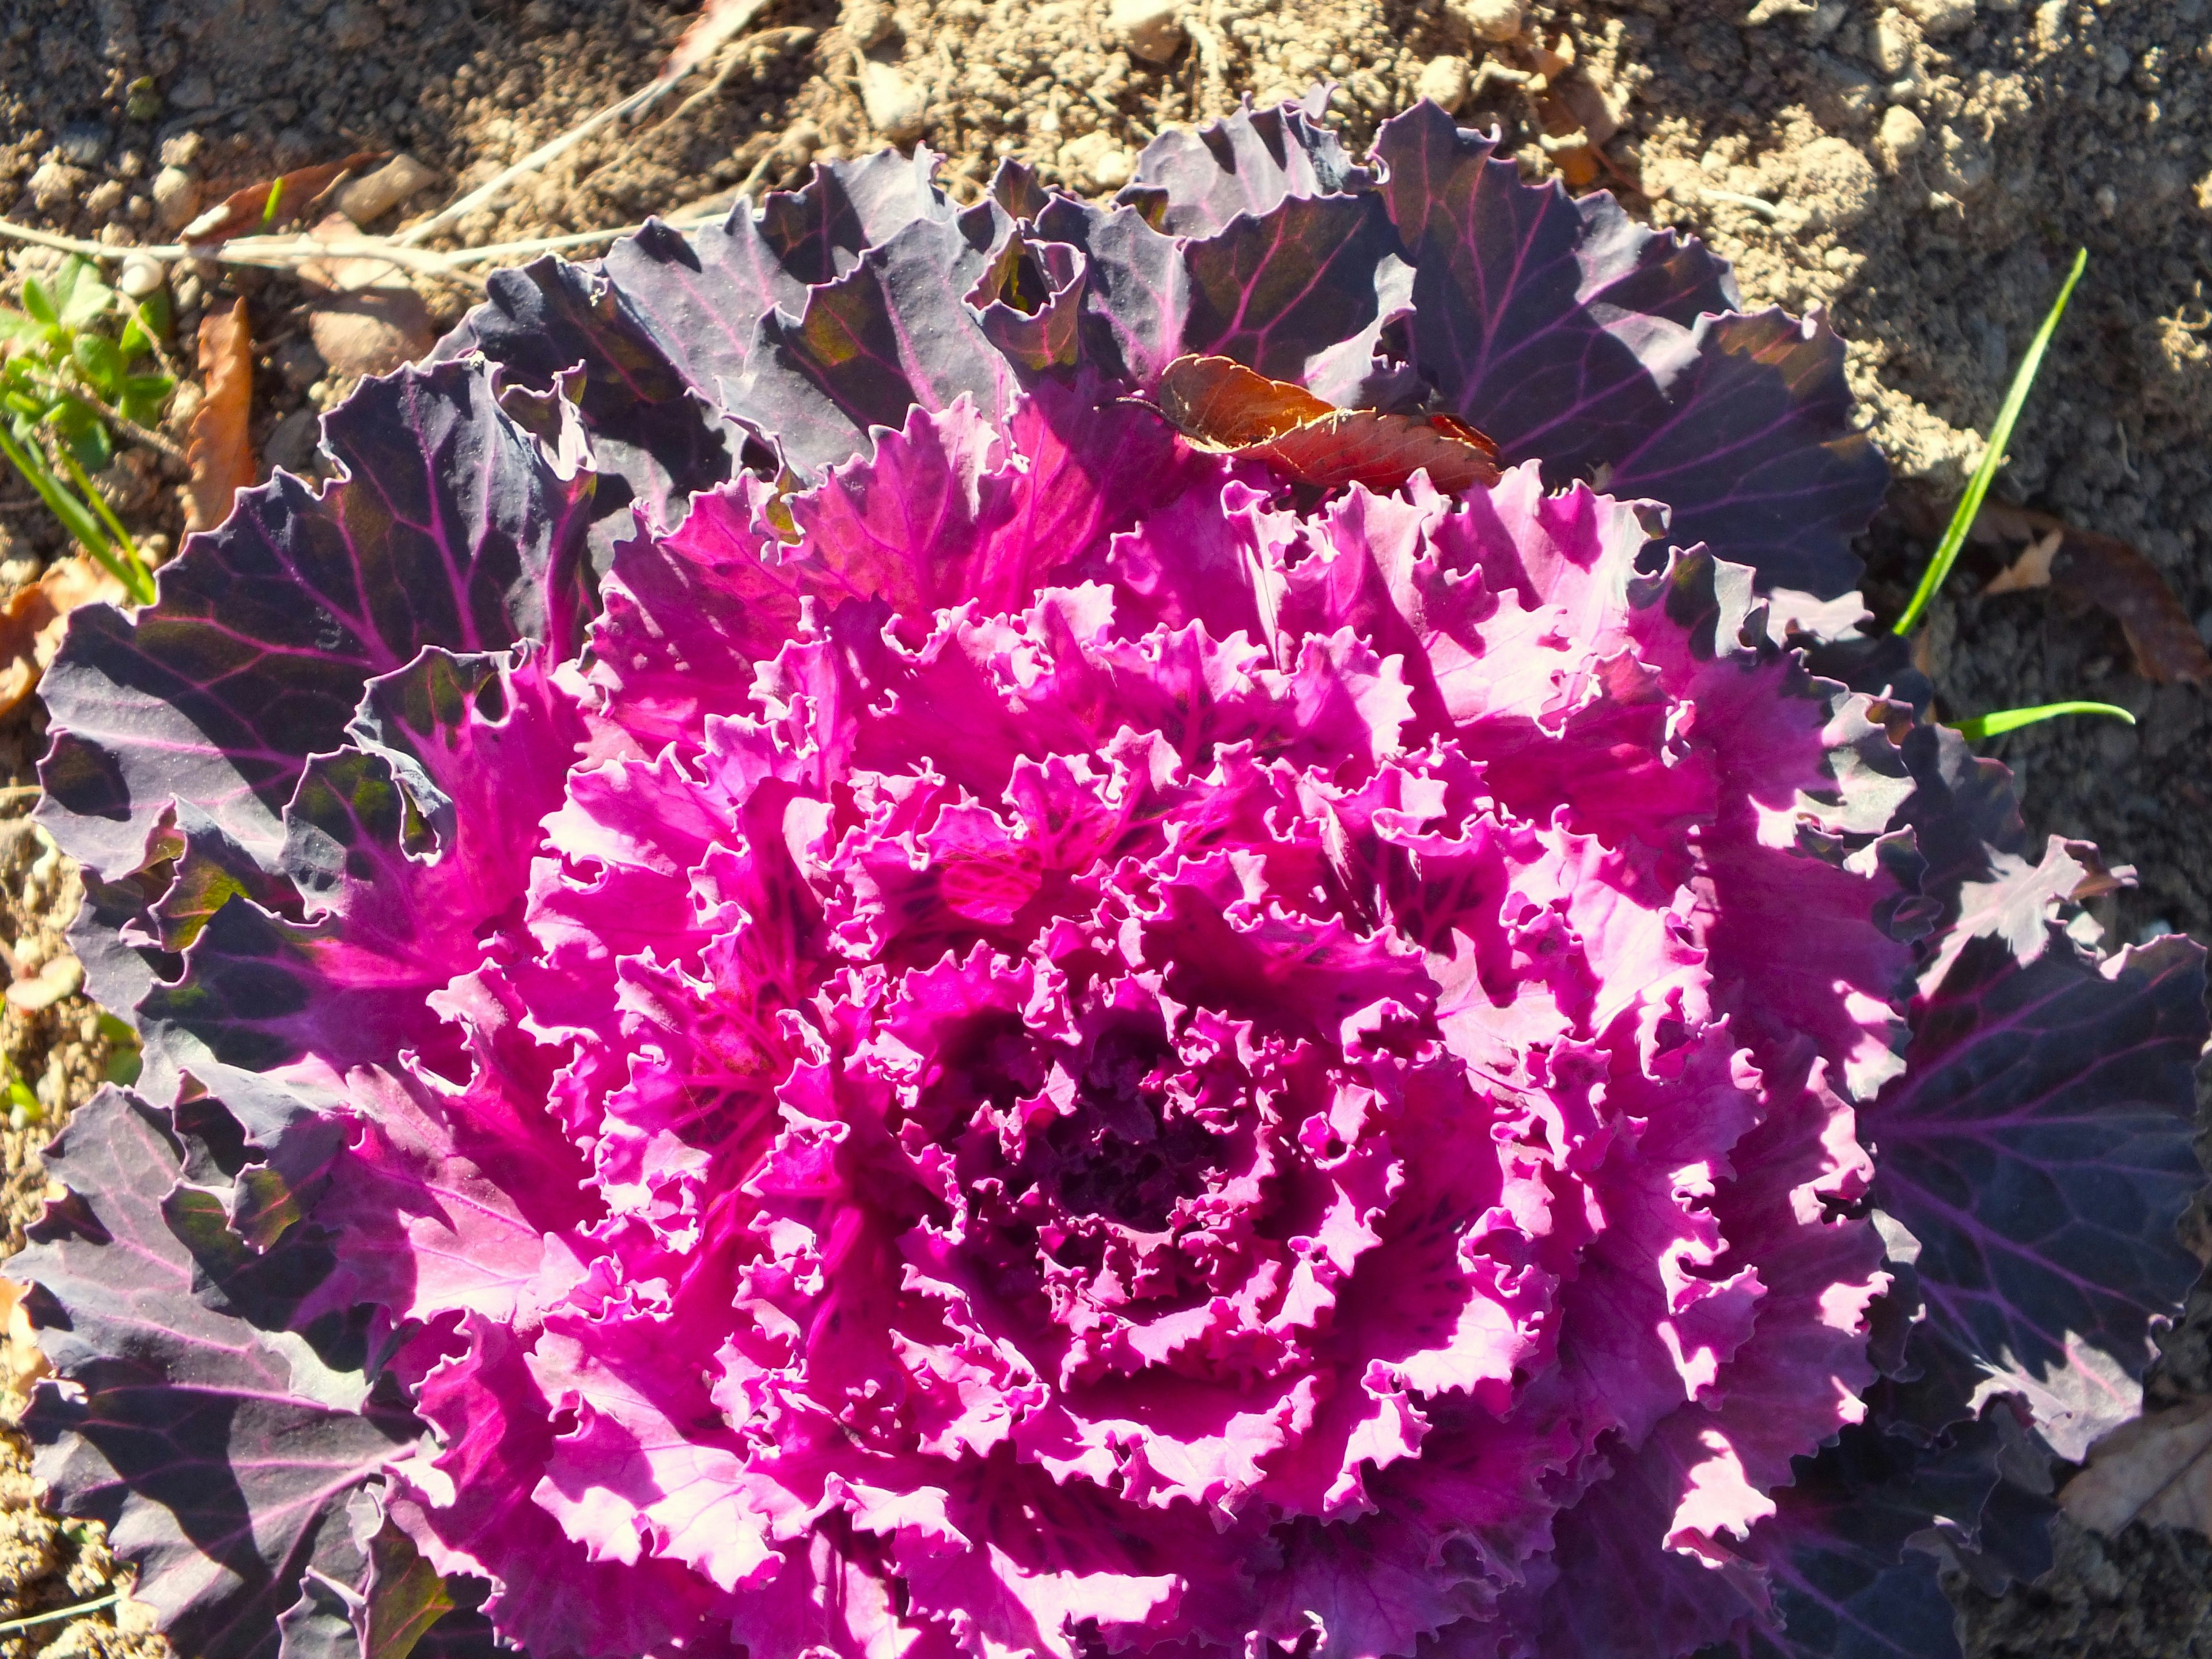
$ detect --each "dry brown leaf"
[0,556,131,717]
[2061,1396,2212,1539]
[180,149,387,245]
[299,212,434,378]
[1972,500,2212,683]
[1982,527,2062,595]
[1156,355,1502,495]
[187,297,256,534]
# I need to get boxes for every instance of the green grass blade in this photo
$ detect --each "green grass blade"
[0,423,115,562]
[1955,700,2135,742]
[1894,247,2088,636]
[55,448,157,605]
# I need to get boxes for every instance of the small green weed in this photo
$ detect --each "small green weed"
[0,254,168,604]
[1892,247,2133,745]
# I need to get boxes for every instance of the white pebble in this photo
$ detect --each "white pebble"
[1417,56,1473,115]
[1451,0,1524,42]
[1109,0,1187,64]
[334,154,437,227]
[118,252,168,300]
[1897,0,1975,34]
[1877,103,1927,159]
[151,165,199,230]
[859,60,927,143]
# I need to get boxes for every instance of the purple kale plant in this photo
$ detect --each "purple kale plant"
[16,96,2206,1659]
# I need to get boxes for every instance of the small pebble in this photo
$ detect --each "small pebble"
[1876,103,1926,160]
[1451,0,1524,41]
[858,59,927,142]
[264,407,323,474]
[1058,130,1135,194]
[26,162,83,212]
[1417,55,1473,115]
[274,336,327,393]
[82,178,126,218]
[158,132,202,168]
[151,165,200,230]
[1108,0,1187,65]
[333,153,437,226]
[1870,7,1916,74]
[843,0,900,48]
[58,122,110,167]
[118,252,167,299]
[1897,0,1975,33]
[172,270,204,312]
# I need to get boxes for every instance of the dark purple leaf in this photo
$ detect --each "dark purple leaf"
[1118,90,1370,236]
[1034,197,1188,385]
[1601,310,1887,596]
[434,151,953,539]
[1370,103,1881,597]
[17,1091,417,1659]
[1730,1419,2014,1659]
[969,234,1087,371]
[1180,191,1414,406]
[1861,931,2208,1460]
[275,1489,486,1659]
[37,362,592,884]
[726,212,1015,479]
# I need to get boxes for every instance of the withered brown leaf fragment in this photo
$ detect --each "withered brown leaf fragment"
[0,556,130,717]
[180,150,388,245]
[1156,354,1502,495]
[1975,500,2211,683]
[185,297,257,536]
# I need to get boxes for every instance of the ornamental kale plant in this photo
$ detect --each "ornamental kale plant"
[17,97,2207,1659]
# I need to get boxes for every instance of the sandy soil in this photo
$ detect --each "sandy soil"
[1,0,2208,1652]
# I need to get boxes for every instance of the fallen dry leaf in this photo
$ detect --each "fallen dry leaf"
[0,555,131,717]
[1982,526,2062,596]
[187,297,256,534]
[180,149,387,245]
[2061,1395,2212,1539]
[1157,355,1502,495]
[1974,500,2211,683]
[299,211,434,378]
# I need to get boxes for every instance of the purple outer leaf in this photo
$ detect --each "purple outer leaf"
[429,256,731,556]
[434,150,954,519]
[726,211,1016,479]
[16,1091,418,1659]
[1369,103,1882,596]
[1118,89,1372,235]
[1860,931,2209,1461]
[276,1490,494,1659]
[1729,1418,2018,1659]
[36,362,592,883]
[1179,192,1414,406]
